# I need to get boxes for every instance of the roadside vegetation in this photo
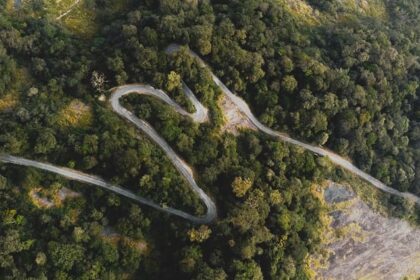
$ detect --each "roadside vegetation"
[56,99,92,128]
[0,0,419,279]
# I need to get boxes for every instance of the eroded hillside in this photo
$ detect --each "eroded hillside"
[313,182,420,279]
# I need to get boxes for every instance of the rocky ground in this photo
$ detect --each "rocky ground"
[315,182,420,279]
[217,94,257,135]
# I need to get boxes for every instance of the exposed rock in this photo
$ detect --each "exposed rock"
[315,182,420,279]
[218,94,257,135]
[98,94,106,102]
[324,182,355,204]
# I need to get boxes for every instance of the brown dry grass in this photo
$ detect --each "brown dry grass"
[57,99,92,128]
[217,94,257,135]
[0,94,18,111]
[312,181,420,279]
[29,187,80,209]
[101,232,149,254]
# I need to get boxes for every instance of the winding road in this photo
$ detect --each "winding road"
[0,81,215,224]
[1,45,419,225]
[168,44,420,205]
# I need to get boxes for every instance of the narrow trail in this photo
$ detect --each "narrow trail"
[56,0,81,20]
[13,0,81,20]
[1,44,419,225]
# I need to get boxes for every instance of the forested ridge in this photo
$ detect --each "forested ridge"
[0,0,419,279]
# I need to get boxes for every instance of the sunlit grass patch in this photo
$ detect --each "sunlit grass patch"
[341,0,387,19]
[306,183,333,277]
[279,0,387,26]
[28,186,80,209]
[29,187,57,209]
[17,0,131,37]
[40,0,96,36]
[101,230,149,254]
[61,1,98,37]
[5,0,14,11]
[280,0,323,26]
[0,94,18,111]
[43,0,78,17]
[57,99,92,128]
[335,222,368,242]
[55,0,131,37]
[400,253,420,280]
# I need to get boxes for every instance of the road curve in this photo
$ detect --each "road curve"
[109,84,215,223]
[166,44,420,206]
[1,44,419,226]
[0,82,216,224]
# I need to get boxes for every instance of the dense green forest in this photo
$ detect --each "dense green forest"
[0,0,419,279]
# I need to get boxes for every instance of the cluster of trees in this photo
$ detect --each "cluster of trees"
[1,0,419,279]
[95,0,420,194]
[203,0,420,195]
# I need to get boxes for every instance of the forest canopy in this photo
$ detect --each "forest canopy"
[0,0,419,279]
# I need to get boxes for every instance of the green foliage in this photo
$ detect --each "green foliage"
[282,75,298,93]
[1,0,419,279]
[231,177,253,198]
[188,225,212,243]
[34,130,57,154]
[166,71,181,92]
[48,242,85,271]
[0,175,7,189]
[231,260,263,280]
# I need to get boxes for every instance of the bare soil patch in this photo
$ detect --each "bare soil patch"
[313,182,420,279]
[218,94,257,135]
